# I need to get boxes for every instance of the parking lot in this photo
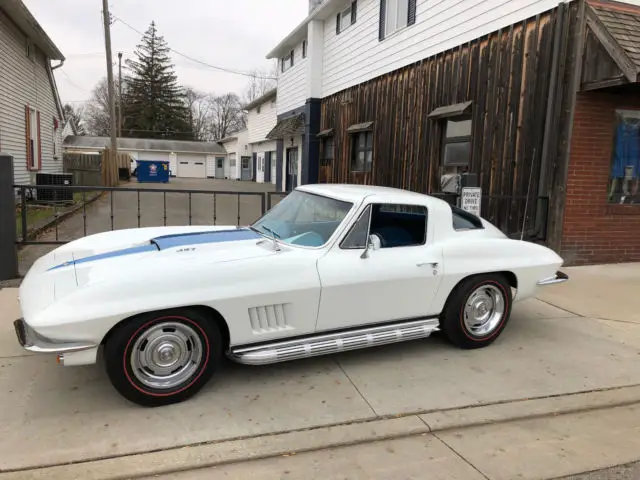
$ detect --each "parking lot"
[1,262,639,478]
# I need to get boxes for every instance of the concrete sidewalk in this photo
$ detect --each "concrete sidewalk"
[0,262,638,479]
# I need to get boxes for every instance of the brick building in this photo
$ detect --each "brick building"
[562,88,640,265]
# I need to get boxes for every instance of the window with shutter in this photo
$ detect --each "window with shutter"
[25,106,40,170]
[380,0,415,40]
[337,2,357,34]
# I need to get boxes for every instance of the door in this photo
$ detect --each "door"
[215,157,225,178]
[206,156,216,178]
[286,148,299,192]
[241,156,251,181]
[257,153,265,183]
[177,154,206,178]
[271,152,277,185]
[315,202,443,332]
[264,152,272,183]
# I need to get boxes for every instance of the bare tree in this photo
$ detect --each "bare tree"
[85,77,122,137]
[184,87,210,141]
[242,64,277,105]
[206,93,246,141]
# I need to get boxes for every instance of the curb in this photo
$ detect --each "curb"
[4,384,640,480]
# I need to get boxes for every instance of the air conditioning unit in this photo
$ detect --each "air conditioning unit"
[35,173,74,204]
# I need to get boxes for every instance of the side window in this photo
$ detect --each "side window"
[370,203,427,248]
[341,203,428,249]
[341,206,372,249]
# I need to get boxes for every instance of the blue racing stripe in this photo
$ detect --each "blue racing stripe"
[151,228,262,250]
[47,244,158,271]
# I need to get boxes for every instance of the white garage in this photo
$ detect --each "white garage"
[176,154,206,178]
[63,137,228,181]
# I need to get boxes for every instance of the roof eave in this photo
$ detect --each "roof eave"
[4,0,64,60]
[266,0,339,59]
[243,88,278,110]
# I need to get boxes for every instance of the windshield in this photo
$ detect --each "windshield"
[251,190,353,247]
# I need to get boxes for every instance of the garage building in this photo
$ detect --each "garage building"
[63,137,228,179]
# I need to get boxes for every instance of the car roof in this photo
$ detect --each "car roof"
[296,183,434,204]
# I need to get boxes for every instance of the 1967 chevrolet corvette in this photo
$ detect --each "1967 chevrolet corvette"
[14,184,568,406]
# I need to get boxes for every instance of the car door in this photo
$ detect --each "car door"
[315,202,444,332]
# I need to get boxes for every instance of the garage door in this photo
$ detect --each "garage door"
[177,154,206,178]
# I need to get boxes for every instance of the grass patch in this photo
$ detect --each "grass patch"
[15,190,101,239]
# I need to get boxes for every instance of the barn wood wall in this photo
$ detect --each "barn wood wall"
[319,4,579,237]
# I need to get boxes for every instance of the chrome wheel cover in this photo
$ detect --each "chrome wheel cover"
[130,322,203,390]
[463,285,505,337]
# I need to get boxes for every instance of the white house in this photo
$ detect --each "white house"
[63,136,227,179]
[0,0,66,185]
[245,88,278,185]
[218,129,252,180]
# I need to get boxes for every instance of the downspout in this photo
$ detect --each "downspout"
[533,1,566,238]
[51,59,64,70]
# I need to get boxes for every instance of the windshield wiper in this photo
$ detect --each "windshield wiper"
[260,225,281,239]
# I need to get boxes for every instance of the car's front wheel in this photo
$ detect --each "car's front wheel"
[104,308,221,407]
[440,274,513,349]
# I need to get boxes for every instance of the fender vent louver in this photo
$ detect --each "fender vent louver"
[248,304,290,333]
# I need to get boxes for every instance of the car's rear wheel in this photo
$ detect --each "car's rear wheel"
[440,274,513,349]
[104,308,221,407]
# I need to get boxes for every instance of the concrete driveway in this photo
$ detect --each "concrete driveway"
[17,178,284,275]
[1,263,639,478]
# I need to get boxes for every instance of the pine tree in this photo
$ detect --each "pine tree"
[122,22,193,140]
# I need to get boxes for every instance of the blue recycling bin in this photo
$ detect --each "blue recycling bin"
[136,160,170,183]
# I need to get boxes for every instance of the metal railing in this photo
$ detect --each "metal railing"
[14,184,282,246]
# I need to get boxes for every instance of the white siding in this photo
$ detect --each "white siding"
[276,43,308,115]
[322,0,566,97]
[0,10,63,185]
[247,99,278,144]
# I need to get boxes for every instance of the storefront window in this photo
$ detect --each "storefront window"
[609,110,640,204]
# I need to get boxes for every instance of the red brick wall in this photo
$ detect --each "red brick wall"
[561,90,640,266]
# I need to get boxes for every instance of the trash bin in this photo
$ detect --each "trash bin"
[135,160,170,183]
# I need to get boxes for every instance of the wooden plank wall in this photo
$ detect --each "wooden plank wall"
[319,4,579,238]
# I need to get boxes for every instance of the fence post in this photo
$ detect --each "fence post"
[0,155,19,281]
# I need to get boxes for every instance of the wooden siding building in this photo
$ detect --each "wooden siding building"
[312,0,640,265]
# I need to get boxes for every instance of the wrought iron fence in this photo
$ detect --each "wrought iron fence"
[14,184,276,246]
[13,184,548,248]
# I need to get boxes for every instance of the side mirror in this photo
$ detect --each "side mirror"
[360,234,381,259]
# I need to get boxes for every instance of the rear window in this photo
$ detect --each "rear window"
[451,206,484,230]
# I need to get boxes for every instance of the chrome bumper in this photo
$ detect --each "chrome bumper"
[13,318,97,354]
[537,271,569,286]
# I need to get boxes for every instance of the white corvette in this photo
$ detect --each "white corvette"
[14,184,568,407]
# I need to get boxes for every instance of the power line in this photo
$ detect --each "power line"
[110,14,277,80]
[58,68,92,92]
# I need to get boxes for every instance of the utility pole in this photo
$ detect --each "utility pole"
[118,52,123,137]
[102,0,118,157]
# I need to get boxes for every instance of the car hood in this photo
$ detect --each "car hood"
[20,226,272,316]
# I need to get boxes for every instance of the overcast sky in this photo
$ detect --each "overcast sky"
[23,0,307,106]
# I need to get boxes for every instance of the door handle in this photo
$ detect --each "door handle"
[417,262,438,268]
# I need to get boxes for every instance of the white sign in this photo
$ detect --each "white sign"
[460,187,482,216]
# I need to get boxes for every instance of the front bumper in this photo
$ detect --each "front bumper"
[537,271,569,286]
[13,318,97,354]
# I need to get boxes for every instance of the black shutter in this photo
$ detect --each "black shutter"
[336,12,341,34]
[379,0,386,41]
[351,1,357,24]
[408,0,417,26]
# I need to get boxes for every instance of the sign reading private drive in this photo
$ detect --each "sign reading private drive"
[461,187,482,216]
